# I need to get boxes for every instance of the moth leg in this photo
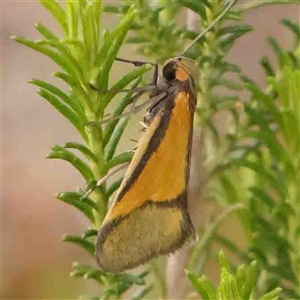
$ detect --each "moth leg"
[116,57,158,85]
[116,57,156,67]
[87,92,167,126]
[151,64,159,85]
[82,162,130,199]
[86,90,146,126]
[89,84,157,94]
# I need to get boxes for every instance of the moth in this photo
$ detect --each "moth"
[96,57,198,273]
[89,0,237,273]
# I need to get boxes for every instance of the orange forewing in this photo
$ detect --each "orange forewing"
[103,92,191,224]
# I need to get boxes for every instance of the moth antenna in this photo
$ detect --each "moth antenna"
[180,0,238,56]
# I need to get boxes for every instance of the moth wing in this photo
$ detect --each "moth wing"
[96,91,196,273]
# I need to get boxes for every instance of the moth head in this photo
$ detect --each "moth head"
[162,57,199,84]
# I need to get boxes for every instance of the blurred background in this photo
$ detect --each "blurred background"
[1,1,299,299]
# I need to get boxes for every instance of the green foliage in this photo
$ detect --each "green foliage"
[209,20,300,299]
[187,251,282,300]
[13,1,153,299]
[14,0,300,299]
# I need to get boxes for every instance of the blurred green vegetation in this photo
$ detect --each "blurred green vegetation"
[14,0,299,299]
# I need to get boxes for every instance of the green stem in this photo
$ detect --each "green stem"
[85,100,107,227]
[188,203,245,273]
[150,260,167,299]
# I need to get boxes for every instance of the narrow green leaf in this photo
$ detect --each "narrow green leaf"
[218,25,253,37]
[107,151,133,169]
[88,1,102,60]
[242,261,258,299]
[235,265,246,292]
[97,6,137,90]
[186,271,210,300]
[115,282,131,297]
[64,142,98,165]
[197,275,217,300]
[131,285,153,300]
[218,268,241,300]
[219,176,238,205]
[79,1,95,64]
[62,234,95,256]
[70,262,95,277]
[199,0,212,9]
[54,71,77,86]
[242,130,286,162]
[66,1,78,39]
[84,269,104,284]
[82,228,98,239]
[220,31,251,52]
[231,159,286,199]
[281,18,300,39]
[95,28,111,66]
[219,62,242,74]
[218,250,231,271]
[92,0,102,29]
[126,36,149,44]
[244,105,275,132]
[64,188,99,212]
[105,116,130,161]
[34,23,58,40]
[212,77,244,91]
[248,187,275,209]
[36,39,86,84]
[103,5,123,13]
[54,72,92,110]
[268,36,283,61]
[242,85,283,134]
[37,89,88,141]
[226,11,243,22]
[81,197,100,212]
[266,264,297,284]
[117,273,146,285]
[270,70,300,155]
[176,0,206,19]
[101,64,152,111]
[258,287,282,300]
[48,146,94,182]
[260,56,275,77]
[39,0,68,33]
[30,79,85,119]
[12,37,78,78]
[56,191,94,222]
[103,77,142,145]
[206,120,220,146]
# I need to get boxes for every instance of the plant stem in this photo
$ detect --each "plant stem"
[188,203,245,273]
[150,260,167,299]
[85,100,107,227]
